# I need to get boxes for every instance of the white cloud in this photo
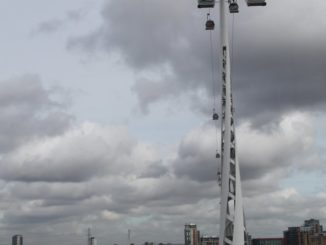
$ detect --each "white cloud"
[101,210,120,221]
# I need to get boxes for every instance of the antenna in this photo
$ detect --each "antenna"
[88,228,91,245]
[128,229,131,245]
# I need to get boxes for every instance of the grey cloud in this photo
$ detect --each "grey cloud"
[68,0,212,111]
[0,175,219,230]
[32,8,87,36]
[173,126,218,182]
[0,123,136,183]
[172,112,317,189]
[68,0,195,68]
[0,75,72,153]
[66,9,86,22]
[244,189,326,237]
[33,19,64,35]
[6,182,93,204]
[0,115,324,243]
[3,209,66,225]
[131,76,179,114]
[0,121,174,184]
[0,76,45,106]
[139,161,168,178]
[111,177,218,210]
[68,0,326,123]
[2,202,89,225]
[232,37,326,123]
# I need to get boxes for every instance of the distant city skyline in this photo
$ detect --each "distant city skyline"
[5,218,326,245]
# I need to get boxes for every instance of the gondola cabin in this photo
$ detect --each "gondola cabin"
[229,2,239,13]
[197,0,215,8]
[246,0,266,6]
[205,20,215,30]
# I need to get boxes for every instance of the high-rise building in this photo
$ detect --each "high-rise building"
[302,219,323,233]
[201,236,219,245]
[284,227,301,245]
[310,234,326,245]
[284,219,326,245]
[12,235,23,245]
[185,223,200,245]
[252,238,284,245]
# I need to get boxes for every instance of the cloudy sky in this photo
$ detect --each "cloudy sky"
[0,0,326,244]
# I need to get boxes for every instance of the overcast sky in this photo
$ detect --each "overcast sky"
[0,0,326,245]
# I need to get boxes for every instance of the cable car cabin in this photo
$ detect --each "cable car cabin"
[229,3,239,13]
[197,0,215,8]
[213,113,219,120]
[205,20,215,30]
[246,0,266,6]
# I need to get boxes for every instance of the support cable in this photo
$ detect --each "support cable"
[209,18,216,110]
[229,11,236,132]
[207,11,220,150]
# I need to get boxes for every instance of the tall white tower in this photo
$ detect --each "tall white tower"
[218,1,245,244]
[217,1,266,245]
[198,0,266,244]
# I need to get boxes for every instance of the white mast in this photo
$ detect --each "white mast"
[197,0,266,243]
[128,229,131,245]
[217,1,266,244]
[218,0,245,244]
[88,228,91,245]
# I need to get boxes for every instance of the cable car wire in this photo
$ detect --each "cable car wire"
[206,10,220,153]
[209,18,216,111]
